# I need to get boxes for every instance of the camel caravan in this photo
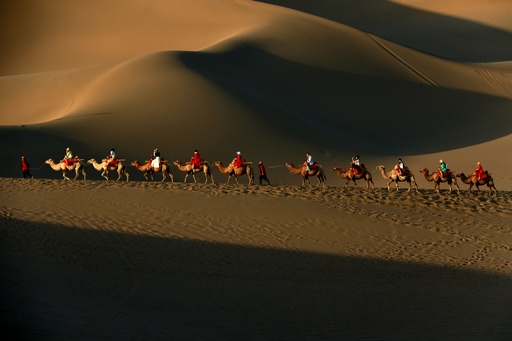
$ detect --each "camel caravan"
[42,147,498,195]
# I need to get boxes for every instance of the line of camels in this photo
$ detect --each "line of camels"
[44,157,498,196]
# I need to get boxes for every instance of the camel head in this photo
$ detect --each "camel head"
[332,167,343,172]
[87,159,96,164]
[45,159,53,164]
[213,161,221,166]
[420,168,429,174]
[376,165,386,171]
[131,161,139,166]
[173,160,181,166]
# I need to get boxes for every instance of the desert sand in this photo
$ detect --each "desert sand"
[1,0,512,339]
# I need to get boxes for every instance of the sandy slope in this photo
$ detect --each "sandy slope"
[1,178,511,339]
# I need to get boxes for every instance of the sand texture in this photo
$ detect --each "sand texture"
[1,178,512,339]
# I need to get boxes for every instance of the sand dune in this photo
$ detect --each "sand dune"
[0,0,510,188]
[1,1,512,338]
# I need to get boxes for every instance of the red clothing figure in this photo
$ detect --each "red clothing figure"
[21,156,33,178]
[475,162,487,180]
[191,150,202,169]
[258,161,271,185]
[233,152,244,168]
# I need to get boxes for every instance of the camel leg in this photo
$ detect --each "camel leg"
[192,174,197,183]
[345,179,350,189]
[386,179,392,191]
[62,171,70,180]
[467,183,474,194]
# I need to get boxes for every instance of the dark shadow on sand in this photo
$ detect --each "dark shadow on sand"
[1,217,511,340]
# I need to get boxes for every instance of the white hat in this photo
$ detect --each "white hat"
[439,159,443,163]
[237,151,241,155]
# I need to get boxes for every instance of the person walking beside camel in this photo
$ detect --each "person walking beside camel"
[258,161,271,185]
[21,156,33,178]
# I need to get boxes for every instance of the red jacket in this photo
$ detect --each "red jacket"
[234,155,244,167]
[191,153,202,167]
[21,159,30,171]
[259,164,266,175]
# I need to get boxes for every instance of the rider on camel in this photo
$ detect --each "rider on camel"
[63,147,75,166]
[474,161,488,181]
[350,155,362,174]
[190,149,202,171]
[395,158,408,175]
[438,159,448,176]
[304,152,314,171]
[151,148,161,170]
[233,151,245,168]
[106,148,116,167]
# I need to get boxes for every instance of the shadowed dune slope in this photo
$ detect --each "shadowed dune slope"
[256,0,512,62]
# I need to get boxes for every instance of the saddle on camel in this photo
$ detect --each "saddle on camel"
[63,156,79,167]
[104,157,121,170]
[350,163,365,175]
[395,166,410,176]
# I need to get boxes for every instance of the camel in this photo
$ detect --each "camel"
[131,160,173,182]
[284,162,326,188]
[173,160,214,184]
[420,168,460,194]
[45,158,86,180]
[213,161,254,185]
[332,166,374,190]
[376,165,418,192]
[456,172,497,196]
[88,158,129,182]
